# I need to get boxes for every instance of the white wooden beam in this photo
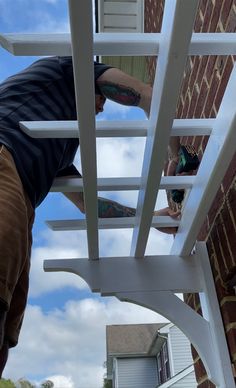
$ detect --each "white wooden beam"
[171,62,236,256]
[46,216,180,231]
[68,0,98,259]
[1,32,236,56]
[44,254,202,293]
[19,118,214,138]
[130,0,199,257]
[51,175,194,192]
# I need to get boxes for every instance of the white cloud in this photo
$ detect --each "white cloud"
[4,299,168,387]
[98,100,133,120]
[41,375,75,388]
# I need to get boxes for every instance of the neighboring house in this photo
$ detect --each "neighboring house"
[106,323,197,388]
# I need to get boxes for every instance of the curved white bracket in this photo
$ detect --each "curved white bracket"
[116,290,217,386]
[44,242,234,387]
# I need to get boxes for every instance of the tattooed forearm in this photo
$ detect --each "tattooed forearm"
[97,81,141,106]
[98,197,136,218]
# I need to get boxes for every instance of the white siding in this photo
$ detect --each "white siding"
[116,357,158,388]
[172,370,197,388]
[98,0,144,32]
[169,326,194,375]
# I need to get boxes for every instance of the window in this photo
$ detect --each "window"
[157,340,170,384]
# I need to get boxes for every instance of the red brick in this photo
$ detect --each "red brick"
[194,8,204,32]
[209,1,222,32]
[191,345,199,362]
[222,154,236,194]
[197,380,216,388]
[205,56,217,85]
[220,213,236,264]
[226,327,236,357]
[187,85,199,117]
[194,358,208,382]
[207,186,224,228]
[214,56,234,111]
[216,214,235,271]
[199,0,208,18]
[181,58,192,99]
[226,6,236,32]
[182,93,191,118]
[209,222,229,280]
[202,1,215,32]
[214,276,234,303]
[196,57,208,87]
[220,0,234,27]
[221,299,236,326]
[194,79,209,117]
[204,70,220,117]
[187,58,201,99]
[200,135,209,153]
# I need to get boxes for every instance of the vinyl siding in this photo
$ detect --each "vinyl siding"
[116,357,158,388]
[169,326,194,375]
[99,0,143,32]
[172,370,197,388]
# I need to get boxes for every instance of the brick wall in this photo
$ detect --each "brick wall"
[145,0,236,386]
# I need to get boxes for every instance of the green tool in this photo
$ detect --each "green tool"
[171,145,200,203]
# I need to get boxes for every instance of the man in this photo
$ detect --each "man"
[0,56,180,375]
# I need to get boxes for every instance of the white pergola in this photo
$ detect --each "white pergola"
[1,1,235,386]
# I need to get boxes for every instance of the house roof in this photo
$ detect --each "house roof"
[106,323,167,355]
[106,323,168,377]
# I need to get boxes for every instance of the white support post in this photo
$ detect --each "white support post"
[130,0,199,257]
[171,62,236,256]
[197,243,235,388]
[68,0,99,259]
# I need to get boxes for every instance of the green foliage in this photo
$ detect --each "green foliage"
[16,379,36,388]
[103,378,112,388]
[0,378,15,388]
[41,381,54,388]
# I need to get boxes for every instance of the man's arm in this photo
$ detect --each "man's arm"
[63,188,180,235]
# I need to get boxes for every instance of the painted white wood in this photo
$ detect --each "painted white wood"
[68,0,98,259]
[171,62,236,256]
[159,366,196,388]
[51,176,194,192]
[130,0,199,257]
[171,371,197,388]
[44,254,202,294]
[115,290,217,386]
[1,32,236,56]
[197,243,235,388]
[19,118,213,138]
[46,216,180,231]
[116,358,158,388]
[44,243,233,386]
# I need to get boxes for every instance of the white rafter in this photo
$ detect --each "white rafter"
[68,0,98,259]
[130,0,199,257]
[19,118,214,138]
[1,32,236,56]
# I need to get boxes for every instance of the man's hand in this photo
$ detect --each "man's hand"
[154,207,181,234]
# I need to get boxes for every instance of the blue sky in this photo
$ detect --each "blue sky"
[0,1,171,386]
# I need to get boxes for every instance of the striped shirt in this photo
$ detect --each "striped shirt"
[0,56,110,207]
